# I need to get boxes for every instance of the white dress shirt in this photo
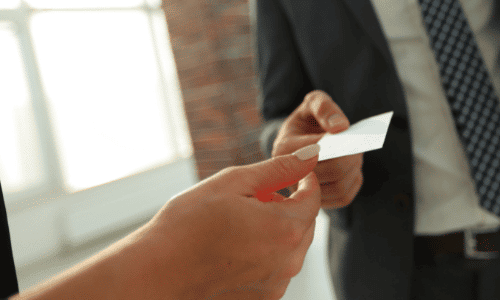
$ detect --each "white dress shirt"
[370,0,500,235]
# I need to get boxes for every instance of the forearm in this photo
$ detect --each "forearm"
[10,241,123,300]
[9,224,171,300]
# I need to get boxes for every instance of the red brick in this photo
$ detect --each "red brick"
[162,0,264,180]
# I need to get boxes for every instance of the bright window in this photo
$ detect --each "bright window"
[0,0,197,270]
[31,11,178,191]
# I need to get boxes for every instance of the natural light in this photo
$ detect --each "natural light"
[30,11,176,191]
[0,0,192,196]
[0,25,44,193]
[0,0,20,9]
[24,0,161,9]
[0,1,197,284]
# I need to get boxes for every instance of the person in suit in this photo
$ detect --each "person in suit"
[254,0,500,299]
[1,145,321,300]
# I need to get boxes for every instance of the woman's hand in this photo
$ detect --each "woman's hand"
[121,144,322,300]
[12,145,321,300]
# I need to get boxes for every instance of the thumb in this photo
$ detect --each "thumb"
[301,90,350,134]
[242,144,320,202]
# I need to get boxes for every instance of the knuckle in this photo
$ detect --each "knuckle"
[269,286,288,300]
[241,167,259,188]
[350,172,364,196]
[270,156,295,179]
[271,137,290,157]
[271,146,280,158]
[283,223,305,248]
[305,91,333,116]
[220,166,248,186]
[281,258,304,279]
[304,90,325,103]
[314,99,331,116]
[321,190,350,208]
[328,173,363,208]
[322,194,344,207]
[220,166,239,178]
[349,169,363,191]
[210,167,238,193]
[336,196,353,208]
[290,260,305,278]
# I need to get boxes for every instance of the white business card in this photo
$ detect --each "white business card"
[317,111,394,161]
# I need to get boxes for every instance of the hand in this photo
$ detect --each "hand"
[10,146,320,300]
[272,90,363,208]
[123,145,321,300]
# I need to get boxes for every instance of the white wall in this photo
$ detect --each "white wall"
[281,209,337,300]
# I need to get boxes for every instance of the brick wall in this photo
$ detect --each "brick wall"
[162,0,264,180]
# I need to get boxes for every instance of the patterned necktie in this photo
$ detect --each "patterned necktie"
[417,0,500,216]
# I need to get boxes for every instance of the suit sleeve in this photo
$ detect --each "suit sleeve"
[254,0,314,157]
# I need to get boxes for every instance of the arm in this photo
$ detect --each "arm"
[8,225,178,300]
[254,0,313,157]
[9,238,135,300]
[254,0,363,208]
[9,146,322,300]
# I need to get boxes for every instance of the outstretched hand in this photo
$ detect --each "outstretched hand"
[126,144,322,300]
[272,90,363,208]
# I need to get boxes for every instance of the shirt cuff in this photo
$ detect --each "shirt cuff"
[259,118,286,158]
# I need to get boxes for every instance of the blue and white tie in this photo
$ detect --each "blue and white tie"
[417,0,500,215]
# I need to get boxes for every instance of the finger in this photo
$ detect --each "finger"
[321,168,363,208]
[314,153,363,184]
[286,172,321,222]
[320,167,359,197]
[279,219,316,280]
[267,278,291,300]
[271,134,324,158]
[240,144,320,201]
[299,90,350,134]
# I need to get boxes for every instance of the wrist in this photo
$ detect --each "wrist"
[112,221,179,300]
[12,241,122,300]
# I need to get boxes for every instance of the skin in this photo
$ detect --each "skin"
[272,90,364,208]
[11,151,321,300]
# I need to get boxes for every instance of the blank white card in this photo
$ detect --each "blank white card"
[317,111,394,161]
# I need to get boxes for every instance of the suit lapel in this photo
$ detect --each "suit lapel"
[339,0,393,64]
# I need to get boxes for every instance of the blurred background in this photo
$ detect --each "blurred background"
[0,0,334,298]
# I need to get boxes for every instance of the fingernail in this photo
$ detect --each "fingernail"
[292,144,320,161]
[328,115,343,128]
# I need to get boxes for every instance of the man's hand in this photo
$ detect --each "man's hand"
[272,90,363,208]
[126,144,321,300]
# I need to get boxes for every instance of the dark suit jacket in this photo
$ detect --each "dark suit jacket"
[0,182,19,298]
[255,0,416,299]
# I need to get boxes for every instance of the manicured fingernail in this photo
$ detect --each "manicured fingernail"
[328,115,343,128]
[292,144,320,161]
